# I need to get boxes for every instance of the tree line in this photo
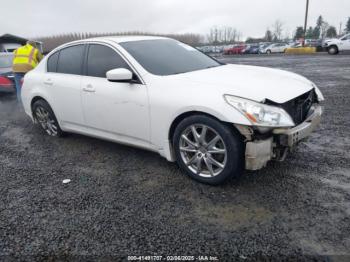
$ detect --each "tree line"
[294,15,340,40]
[213,16,350,44]
[35,16,350,52]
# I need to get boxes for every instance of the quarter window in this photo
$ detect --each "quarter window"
[47,51,59,72]
[56,45,85,75]
[87,44,130,78]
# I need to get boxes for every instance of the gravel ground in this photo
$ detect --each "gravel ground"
[0,54,349,261]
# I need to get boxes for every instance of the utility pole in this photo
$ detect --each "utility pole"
[303,0,309,45]
[339,22,342,37]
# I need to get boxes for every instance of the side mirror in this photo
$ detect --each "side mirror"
[106,68,133,82]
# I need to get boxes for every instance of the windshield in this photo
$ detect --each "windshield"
[120,39,221,76]
[0,55,13,68]
[341,34,350,40]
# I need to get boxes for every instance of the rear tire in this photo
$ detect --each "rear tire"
[266,50,272,54]
[173,115,244,185]
[328,45,339,55]
[32,99,64,137]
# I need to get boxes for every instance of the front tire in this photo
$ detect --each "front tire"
[32,99,64,137]
[173,115,244,185]
[266,50,272,54]
[328,45,339,55]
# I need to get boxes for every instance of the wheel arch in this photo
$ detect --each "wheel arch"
[30,96,50,117]
[31,96,47,109]
[168,110,243,146]
[30,95,48,117]
[30,96,60,125]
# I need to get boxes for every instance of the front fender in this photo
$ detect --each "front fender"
[170,104,251,126]
[157,104,251,162]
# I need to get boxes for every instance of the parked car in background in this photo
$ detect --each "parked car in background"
[210,45,223,54]
[243,44,260,54]
[304,39,322,47]
[304,39,324,52]
[258,43,272,53]
[323,33,350,55]
[0,53,15,93]
[223,44,246,55]
[21,36,324,185]
[260,43,289,54]
[290,42,303,48]
[0,43,21,53]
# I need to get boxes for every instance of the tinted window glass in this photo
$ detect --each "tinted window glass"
[120,39,221,76]
[47,51,59,72]
[87,44,130,78]
[57,45,84,75]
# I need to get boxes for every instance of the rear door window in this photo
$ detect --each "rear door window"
[86,44,130,78]
[57,45,85,75]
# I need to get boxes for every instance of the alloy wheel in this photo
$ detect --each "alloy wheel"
[179,124,227,178]
[329,47,337,55]
[35,106,58,136]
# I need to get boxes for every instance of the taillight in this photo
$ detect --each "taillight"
[0,76,13,87]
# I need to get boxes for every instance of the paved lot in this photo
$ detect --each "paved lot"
[0,54,349,260]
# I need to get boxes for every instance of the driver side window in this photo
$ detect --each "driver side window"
[86,44,131,78]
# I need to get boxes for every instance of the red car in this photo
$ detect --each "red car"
[0,53,15,93]
[223,44,246,55]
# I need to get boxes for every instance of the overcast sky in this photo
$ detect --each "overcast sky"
[1,0,349,40]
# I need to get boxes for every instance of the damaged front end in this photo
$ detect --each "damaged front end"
[235,94,323,171]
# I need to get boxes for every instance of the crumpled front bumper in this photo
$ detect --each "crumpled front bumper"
[273,105,322,147]
[242,105,323,170]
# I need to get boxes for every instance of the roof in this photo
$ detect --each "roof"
[77,35,168,44]
[0,34,28,45]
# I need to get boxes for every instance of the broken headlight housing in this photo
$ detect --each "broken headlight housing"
[224,95,295,127]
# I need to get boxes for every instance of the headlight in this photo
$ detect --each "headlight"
[224,95,295,127]
[312,83,325,102]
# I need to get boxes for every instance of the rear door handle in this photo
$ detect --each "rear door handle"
[83,84,96,93]
[44,79,53,86]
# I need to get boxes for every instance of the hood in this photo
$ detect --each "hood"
[169,64,315,104]
[325,38,340,44]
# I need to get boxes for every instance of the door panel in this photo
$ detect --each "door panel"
[45,44,85,126]
[344,39,350,50]
[46,73,84,126]
[81,77,150,143]
[81,43,150,144]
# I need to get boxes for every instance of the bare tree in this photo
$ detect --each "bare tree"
[320,21,330,39]
[272,20,284,41]
[206,26,240,44]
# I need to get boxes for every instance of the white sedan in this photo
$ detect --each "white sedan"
[22,36,324,185]
[260,43,290,54]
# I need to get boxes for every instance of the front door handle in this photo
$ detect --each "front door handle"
[83,84,96,93]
